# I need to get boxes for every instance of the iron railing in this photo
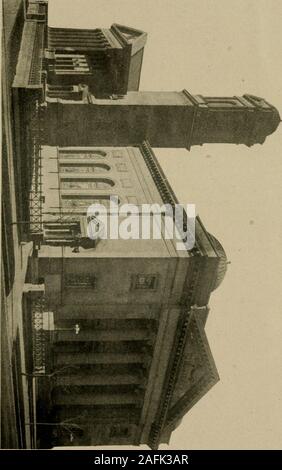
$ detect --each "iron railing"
[29,100,43,234]
[32,296,47,374]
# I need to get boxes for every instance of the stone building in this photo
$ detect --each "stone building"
[10,0,280,448]
[31,141,227,448]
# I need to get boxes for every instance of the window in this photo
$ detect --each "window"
[47,85,77,98]
[115,163,128,172]
[55,54,90,75]
[111,151,124,158]
[59,150,107,159]
[120,179,132,188]
[65,274,96,288]
[92,150,107,157]
[59,163,110,173]
[61,178,115,190]
[61,195,112,209]
[132,274,158,290]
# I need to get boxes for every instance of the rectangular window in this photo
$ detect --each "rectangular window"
[115,163,128,172]
[111,151,124,158]
[121,179,132,188]
[132,274,158,290]
[55,54,90,75]
[61,196,111,209]
[65,274,96,289]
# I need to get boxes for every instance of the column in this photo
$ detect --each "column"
[53,390,143,406]
[54,328,153,342]
[55,373,144,386]
[55,352,149,365]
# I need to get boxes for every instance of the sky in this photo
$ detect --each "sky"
[49,0,282,449]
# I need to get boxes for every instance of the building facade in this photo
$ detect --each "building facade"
[31,142,226,448]
[9,0,280,449]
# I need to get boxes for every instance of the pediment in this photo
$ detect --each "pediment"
[162,312,219,436]
[111,24,147,55]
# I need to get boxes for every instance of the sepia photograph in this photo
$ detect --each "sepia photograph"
[1,0,282,460]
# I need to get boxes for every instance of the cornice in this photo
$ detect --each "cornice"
[139,141,201,256]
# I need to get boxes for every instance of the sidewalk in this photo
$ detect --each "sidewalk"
[1,0,34,448]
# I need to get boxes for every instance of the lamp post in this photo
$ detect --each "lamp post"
[22,323,81,378]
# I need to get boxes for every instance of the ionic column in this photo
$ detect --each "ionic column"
[55,406,141,423]
[53,391,143,406]
[55,352,150,365]
[54,328,153,342]
[55,373,144,386]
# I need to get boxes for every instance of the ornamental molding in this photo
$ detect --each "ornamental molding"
[164,314,219,432]
[148,259,202,449]
[139,141,201,256]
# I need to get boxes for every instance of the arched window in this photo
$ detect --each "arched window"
[92,150,107,157]
[61,195,116,210]
[61,178,115,190]
[59,163,110,173]
[59,150,107,159]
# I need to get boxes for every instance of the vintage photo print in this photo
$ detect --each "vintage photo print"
[1,0,282,458]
